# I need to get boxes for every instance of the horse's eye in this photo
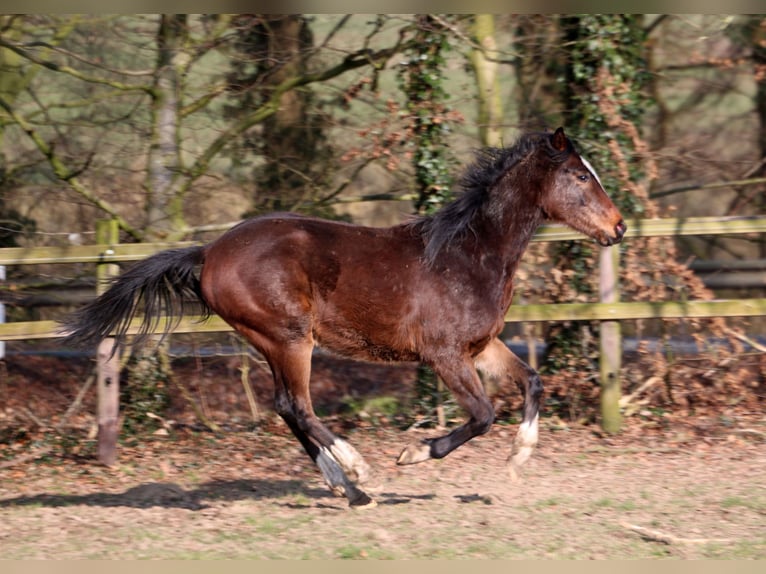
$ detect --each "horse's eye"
[577,173,589,182]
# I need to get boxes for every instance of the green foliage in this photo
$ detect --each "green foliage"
[560,14,651,215]
[341,395,403,426]
[397,16,455,215]
[411,363,458,427]
[122,352,171,434]
[543,15,651,379]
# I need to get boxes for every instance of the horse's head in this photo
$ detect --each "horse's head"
[539,127,627,247]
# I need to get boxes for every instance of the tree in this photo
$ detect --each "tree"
[511,15,562,131]
[0,14,418,242]
[541,15,652,432]
[727,16,766,257]
[224,15,336,216]
[144,14,190,241]
[0,15,75,247]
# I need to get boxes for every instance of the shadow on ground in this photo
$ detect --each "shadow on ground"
[0,479,435,510]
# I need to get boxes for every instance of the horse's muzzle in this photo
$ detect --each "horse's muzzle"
[600,219,627,246]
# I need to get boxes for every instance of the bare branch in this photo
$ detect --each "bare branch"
[0,36,152,93]
[180,83,227,118]
[0,95,143,240]
[651,177,766,199]
[645,15,669,36]
[317,14,352,51]
[429,14,520,64]
[316,157,377,205]
[18,40,156,76]
[179,36,419,197]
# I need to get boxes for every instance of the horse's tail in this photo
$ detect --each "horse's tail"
[60,245,209,351]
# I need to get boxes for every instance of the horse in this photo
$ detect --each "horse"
[61,127,626,508]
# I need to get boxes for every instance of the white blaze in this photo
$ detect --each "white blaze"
[580,156,605,190]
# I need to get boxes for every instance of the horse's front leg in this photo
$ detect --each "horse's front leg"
[397,357,495,464]
[474,337,543,480]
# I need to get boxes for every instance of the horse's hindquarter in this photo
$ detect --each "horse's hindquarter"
[199,216,418,359]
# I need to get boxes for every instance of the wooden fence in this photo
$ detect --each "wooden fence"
[2,215,765,337]
[1,215,765,457]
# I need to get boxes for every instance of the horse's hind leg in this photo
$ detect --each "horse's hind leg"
[266,340,375,508]
[474,338,543,481]
[397,357,495,465]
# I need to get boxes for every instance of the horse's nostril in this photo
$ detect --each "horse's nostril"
[615,219,627,239]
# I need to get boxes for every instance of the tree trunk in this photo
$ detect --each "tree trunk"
[512,15,562,130]
[227,15,331,215]
[748,16,766,257]
[470,14,504,147]
[257,15,320,213]
[145,14,188,241]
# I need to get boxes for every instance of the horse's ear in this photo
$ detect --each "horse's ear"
[551,127,567,151]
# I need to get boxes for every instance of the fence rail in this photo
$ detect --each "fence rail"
[2,215,765,266]
[3,298,766,343]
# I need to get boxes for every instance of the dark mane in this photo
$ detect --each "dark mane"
[410,131,572,265]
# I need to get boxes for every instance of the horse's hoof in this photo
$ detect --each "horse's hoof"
[348,491,377,509]
[396,441,432,465]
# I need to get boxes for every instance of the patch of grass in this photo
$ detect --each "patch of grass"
[702,539,766,559]
[682,486,701,497]
[335,544,368,559]
[618,500,637,511]
[341,395,403,426]
[287,492,312,507]
[592,497,637,511]
[720,496,764,512]
[254,519,281,535]
[649,545,674,558]
[594,497,614,508]
[535,496,567,508]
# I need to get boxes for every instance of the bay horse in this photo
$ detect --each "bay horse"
[62,127,626,508]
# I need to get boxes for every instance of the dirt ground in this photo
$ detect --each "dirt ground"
[0,353,764,559]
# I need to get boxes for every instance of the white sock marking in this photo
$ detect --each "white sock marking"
[330,439,371,484]
[516,413,539,448]
[508,414,539,480]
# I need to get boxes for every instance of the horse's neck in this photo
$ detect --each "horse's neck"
[477,185,543,271]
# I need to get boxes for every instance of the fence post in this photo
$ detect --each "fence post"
[95,219,120,465]
[599,244,622,433]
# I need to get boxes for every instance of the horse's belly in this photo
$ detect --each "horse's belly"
[312,314,419,363]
